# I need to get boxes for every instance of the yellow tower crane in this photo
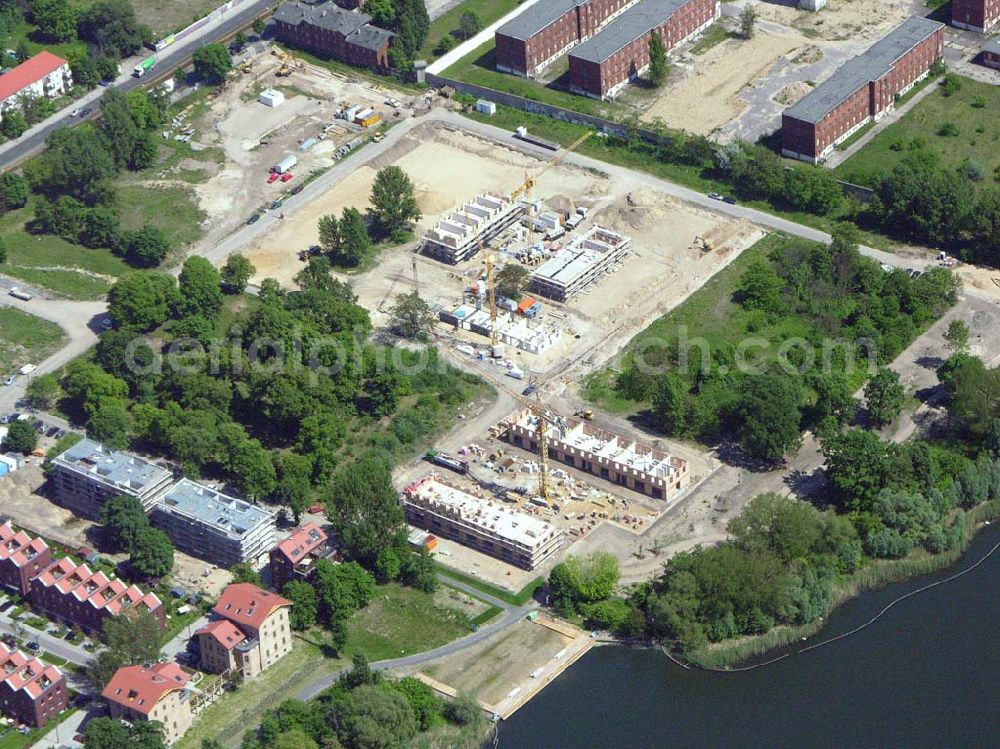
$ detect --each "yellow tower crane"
[510,131,594,223]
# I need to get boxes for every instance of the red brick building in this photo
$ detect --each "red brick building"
[0,523,51,597]
[782,17,944,164]
[495,0,634,78]
[268,522,333,592]
[983,37,1000,68]
[568,0,719,99]
[0,643,67,728]
[273,1,394,73]
[28,556,165,635]
[953,0,1000,32]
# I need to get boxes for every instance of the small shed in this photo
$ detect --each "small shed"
[475,99,497,116]
[259,88,285,107]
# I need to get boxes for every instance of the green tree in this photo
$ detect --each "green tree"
[98,87,141,169]
[107,272,179,331]
[336,207,372,266]
[369,165,421,242]
[736,260,783,314]
[496,263,530,300]
[652,372,691,437]
[101,495,149,552]
[739,3,757,39]
[77,0,149,58]
[944,319,970,354]
[648,32,667,87]
[2,420,37,454]
[336,685,418,749]
[129,527,174,578]
[122,225,170,267]
[283,580,318,630]
[178,256,224,320]
[0,173,28,210]
[318,213,340,256]
[82,717,132,749]
[366,0,395,26]
[314,560,375,623]
[252,17,266,36]
[88,607,163,687]
[938,354,1000,440]
[443,691,481,726]
[34,127,117,205]
[737,374,802,461]
[459,10,481,39]
[88,399,130,448]
[230,562,262,586]
[864,368,905,427]
[390,292,434,339]
[31,0,78,41]
[221,253,255,294]
[14,40,29,65]
[0,110,28,139]
[193,43,232,83]
[229,438,277,500]
[549,552,619,611]
[328,452,405,567]
[25,372,59,408]
[821,428,889,511]
[274,453,313,523]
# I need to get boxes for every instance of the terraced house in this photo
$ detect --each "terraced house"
[0,643,67,728]
[782,16,944,163]
[0,522,51,596]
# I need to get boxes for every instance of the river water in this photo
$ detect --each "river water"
[498,524,1000,748]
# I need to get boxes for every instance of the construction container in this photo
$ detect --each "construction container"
[298,138,317,151]
[499,297,517,312]
[357,113,381,128]
[475,99,497,116]
[259,89,284,107]
[272,155,297,174]
[492,344,505,359]
[518,297,541,318]
[353,108,374,123]
[342,105,361,121]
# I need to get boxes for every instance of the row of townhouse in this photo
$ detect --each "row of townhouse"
[49,438,277,570]
[0,522,165,634]
[0,642,67,729]
[781,16,945,164]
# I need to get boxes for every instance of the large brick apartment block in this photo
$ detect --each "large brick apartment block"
[402,475,565,570]
[151,479,277,569]
[0,52,72,123]
[273,1,394,73]
[196,583,292,678]
[102,662,192,745]
[782,16,944,164]
[0,643,67,728]
[49,438,173,520]
[568,0,719,99]
[269,522,333,591]
[29,555,165,634]
[953,0,1000,32]
[495,0,635,78]
[0,522,51,596]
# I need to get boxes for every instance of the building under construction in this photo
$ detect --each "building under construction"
[402,474,564,570]
[530,225,631,301]
[504,409,688,501]
[422,193,525,264]
[439,303,562,354]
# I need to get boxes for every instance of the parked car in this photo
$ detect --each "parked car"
[708,192,723,200]
[522,385,537,397]
[45,426,59,437]
[1,413,19,423]
[70,108,80,117]
[722,196,737,205]
[290,185,303,195]
[281,172,294,182]
[0,602,16,614]
[2,376,15,387]
[267,172,280,184]
[271,199,283,210]
[247,213,261,225]
[100,316,114,330]
[25,641,39,652]
[81,107,92,116]
[53,429,66,439]
[31,420,43,432]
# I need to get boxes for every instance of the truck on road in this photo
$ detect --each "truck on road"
[8,288,32,301]
[133,56,156,77]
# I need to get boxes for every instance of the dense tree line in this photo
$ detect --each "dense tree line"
[24,88,171,266]
[365,0,430,70]
[101,495,175,578]
[611,229,958,460]
[240,655,485,749]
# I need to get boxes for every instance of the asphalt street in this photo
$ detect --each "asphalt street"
[0,609,93,667]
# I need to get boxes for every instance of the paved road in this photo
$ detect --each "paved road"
[0,609,93,667]
[0,292,106,414]
[0,0,273,170]
[160,615,209,661]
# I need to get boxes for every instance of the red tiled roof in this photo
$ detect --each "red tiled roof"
[0,522,48,568]
[213,583,290,631]
[32,553,162,621]
[102,662,189,716]
[194,619,246,650]
[0,52,67,102]
[273,522,328,564]
[0,643,63,700]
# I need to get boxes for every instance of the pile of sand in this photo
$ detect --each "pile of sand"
[774,80,814,106]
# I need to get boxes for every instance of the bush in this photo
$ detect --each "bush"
[937,122,959,137]
[940,73,962,97]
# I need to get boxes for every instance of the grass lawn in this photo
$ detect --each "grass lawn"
[116,183,206,250]
[0,708,77,749]
[444,40,626,119]
[689,22,733,55]
[419,0,521,62]
[835,74,999,186]
[0,307,65,376]
[6,20,87,63]
[583,233,853,415]
[129,0,225,37]
[345,583,474,662]
[0,200,133,300]
[173,638,344,749]
[436,565,543,606]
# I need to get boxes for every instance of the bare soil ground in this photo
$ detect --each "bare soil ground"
[757,0,912,42]
[418,620,571,706]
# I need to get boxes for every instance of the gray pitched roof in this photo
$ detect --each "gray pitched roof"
[350,23,395,51]
[273,1,370,36]
[570,0,688,64]
[496,0,583,42]
[983,37,1000,55]
[785,16,944,124]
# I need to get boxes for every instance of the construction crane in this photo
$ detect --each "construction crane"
[510,131,594,223]
[474,367,555,502]
[484,249,499,353]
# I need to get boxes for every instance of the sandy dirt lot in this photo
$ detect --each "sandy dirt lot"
[419,620,571,705]
[756,0,912,42]
[645,27,808,134]
[0,463,99,550]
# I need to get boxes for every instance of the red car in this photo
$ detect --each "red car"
[308,503,325,515]
[281,172,294,182]
[267,172,280,184]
